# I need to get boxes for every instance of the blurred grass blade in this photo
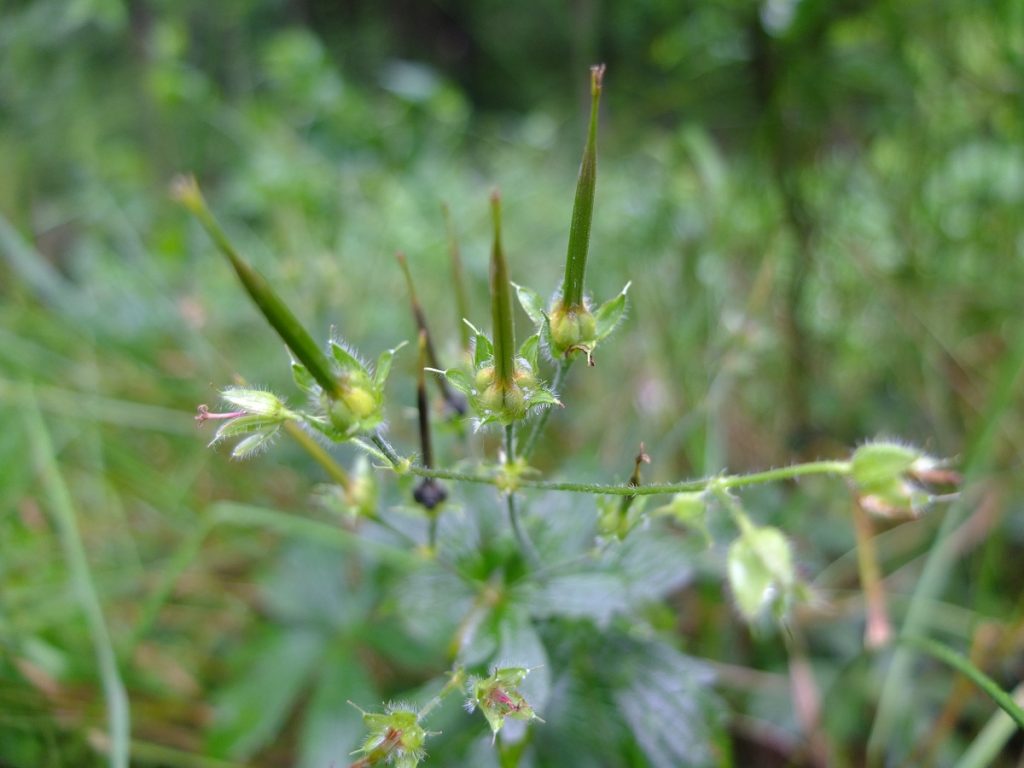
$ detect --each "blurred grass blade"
[900,634,1024,731]
[442,202,471,354]
[954,682,1024,768]
[397,252,466,414]
[868,323,1024,759]
[561,64,604,309]
[489,191,516,390]
[0,211,80,313]
[209,502,420,567]
[25,389,131,768]
[171,176,339,397]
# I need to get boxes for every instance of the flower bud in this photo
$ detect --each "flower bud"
[548,301,597,357]
[351,704,428,768]
[850,441,947,517]
[321,369,383,435]
[475,365,496,390]
[466,666,541,740]
[428,199,561,427]
[197,387,298,459]
[727,524,796,623]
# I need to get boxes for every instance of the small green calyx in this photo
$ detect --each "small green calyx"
[466,666,542,740]
[431,314,560,427]
[653,491,711,545]
[350,704,429,768]
[727,522,798,625]
[850,440,955,517]
[452,192,560,426]
[494,455,536,494]
[516,282,630,365]
[549,301,598,362]
[323,370,383,434]
[296,339,406,442]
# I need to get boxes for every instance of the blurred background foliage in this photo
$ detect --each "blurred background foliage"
[2,0,1024,765]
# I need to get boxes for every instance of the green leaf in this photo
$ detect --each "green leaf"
[525,388,561,408]
[613,525,697,602]
[429,367,473,396]
[299,644,378,768]
[611,637,722,768]
[518,333,540,369]
[231,428,280,459]
[527,572,629,627]
[291,362,318,395]
[513,282,546,327]
[466,320,493,368]
[330,340,366,374]
[374,340,408,388]
[207,626,327,759]
[594,282,631,341]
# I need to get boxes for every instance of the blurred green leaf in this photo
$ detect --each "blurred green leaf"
[208,627,326,759]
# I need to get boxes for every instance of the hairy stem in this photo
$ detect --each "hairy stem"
[399,458,851,497]
[283,420,351,491]
[370,430,404,468]
[505,424,541,567]
[521,358,572,460]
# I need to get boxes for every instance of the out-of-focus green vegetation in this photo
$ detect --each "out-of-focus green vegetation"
[2,1,1024,766]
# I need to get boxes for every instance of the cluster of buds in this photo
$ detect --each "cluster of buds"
[465,666,542,741]
[293,338,405,441]
[432,193,560,427]
[849,440,959,517]
[349,704,431,768]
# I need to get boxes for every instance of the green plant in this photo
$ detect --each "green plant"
[170,65,1018,768]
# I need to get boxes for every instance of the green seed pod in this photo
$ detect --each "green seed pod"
[322,373,383,435]
[727,524,796,623]
[475,365,496,391]
[549,301,598,356]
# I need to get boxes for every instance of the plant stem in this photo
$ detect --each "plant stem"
[417,668,466,722]
[505,424,541,568]
[283,420,352,491]
[401,458,850,498]
[851,498,890,649]
[521,358,571,460]
[371,430,404,468]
